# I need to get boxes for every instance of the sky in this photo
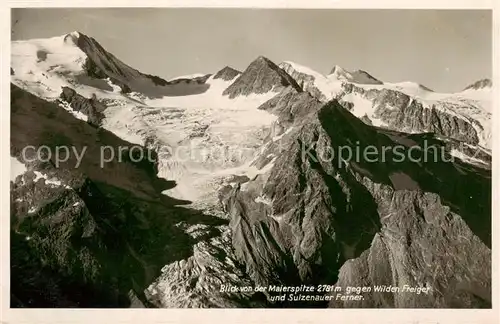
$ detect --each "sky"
[11,8,492,92]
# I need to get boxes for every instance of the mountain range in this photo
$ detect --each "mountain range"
[10,31,492,308]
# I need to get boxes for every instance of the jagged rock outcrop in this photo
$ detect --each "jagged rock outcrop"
[213,66,241,81]
[59,86,106,126]
[222,56,302,99]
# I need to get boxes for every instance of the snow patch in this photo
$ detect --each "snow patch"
[30,171,71,189]
[11,157,27,182]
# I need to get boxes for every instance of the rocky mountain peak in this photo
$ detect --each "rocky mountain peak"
[222,55,302,99]
[62,30,85,46]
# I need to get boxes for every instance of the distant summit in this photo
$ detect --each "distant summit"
[463,78,492,91]
[222,56,301,99]
[348,69,383,85]
[328,65,382,85]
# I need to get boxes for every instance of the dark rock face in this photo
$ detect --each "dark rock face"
[220,90,491,307]
[10,84,225,307]
[463,78,492,91]
[222,56,302,99]
[59,87,105,127]
[213,66,241,81]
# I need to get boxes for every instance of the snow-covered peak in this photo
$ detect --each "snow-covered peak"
[348,69,383,85]
[329,65,351,79]
[279,61,344,100]
[328,64,383,85]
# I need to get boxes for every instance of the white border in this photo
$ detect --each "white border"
[1,2,498,324]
